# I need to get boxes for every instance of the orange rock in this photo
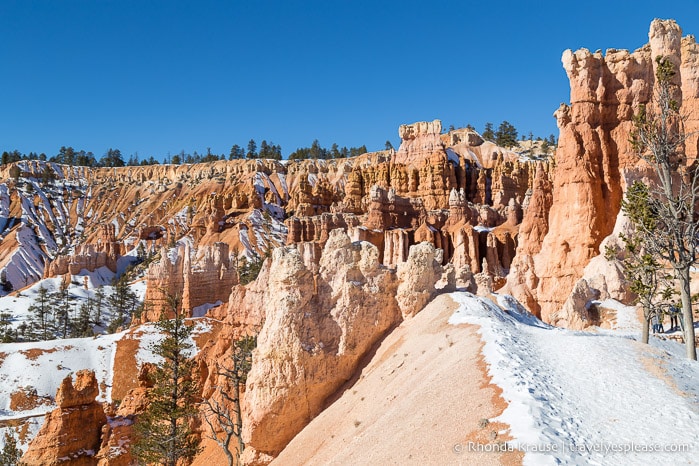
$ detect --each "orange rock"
[21,370,106,466]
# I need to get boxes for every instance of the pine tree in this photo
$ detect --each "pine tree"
[203,334,257,466]
[482,122,495,141]
[107,276,137,331]
[0,312,14,343]
[28,285,52,340]
[94,287,106,327]
[229,145,244,160]
[609,180,676,344]
[246,140,257,159]
[495,121,518,148]
[132,294,201,465]
[0,430,22,465]
[74,302,94,337]
[52,283,73,339]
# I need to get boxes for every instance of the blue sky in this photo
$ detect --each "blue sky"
[1,0,698,160]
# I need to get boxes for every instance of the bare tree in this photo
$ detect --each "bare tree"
[628,56,697,359]
[608,209,675,344]
[202,335,257,466]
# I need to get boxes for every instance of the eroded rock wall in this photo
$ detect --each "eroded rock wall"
[507,19,699,326]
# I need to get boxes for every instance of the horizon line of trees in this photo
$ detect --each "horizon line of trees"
[2,136,371,168]
[288,139,368,160]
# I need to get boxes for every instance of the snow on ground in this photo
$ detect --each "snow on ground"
[449,292,699,465]
[0,333,120,418]
[599,298,641,333]
[0,315,213,452]
[0,269,145,337]
[192,301,222,318]
[2,225,49,292]
[0,332,121,453]
[0,184,10,234]
[133,318,212,366]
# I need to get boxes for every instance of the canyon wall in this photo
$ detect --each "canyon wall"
[507,19,699,325]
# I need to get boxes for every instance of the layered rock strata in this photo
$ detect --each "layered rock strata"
[21,370,106,466]
[507,19,699,326]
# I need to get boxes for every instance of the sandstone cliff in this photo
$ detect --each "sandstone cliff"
[507,19,699,326]
[192,231,446,464]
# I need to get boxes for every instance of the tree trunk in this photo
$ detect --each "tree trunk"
[235,382,244,465]
[678,267,697,360]
[642,310,650,344]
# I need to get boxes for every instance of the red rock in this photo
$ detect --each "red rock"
[21,370,106,466]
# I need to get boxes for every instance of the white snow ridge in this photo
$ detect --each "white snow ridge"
[449,292,699,465]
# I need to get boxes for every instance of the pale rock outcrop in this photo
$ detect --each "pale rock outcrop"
[396,242,446,317]
[383,228,410,267]
[21,370,106,466]
[44,225,122,277]
[394,119,444,165]
[554,279,600,329]
[241,231,404,463]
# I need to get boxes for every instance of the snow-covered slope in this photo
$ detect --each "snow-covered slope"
[0,316,213,454]
[276,292,699,466]
[450,292,699,466]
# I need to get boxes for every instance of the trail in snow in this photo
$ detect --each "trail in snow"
[449,292,699,466]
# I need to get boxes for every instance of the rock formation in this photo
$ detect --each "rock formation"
[21,370,106,466]
[143,241,238,320]
[507,19,699,326]
[238,231,448,463]
[44,225,123,278]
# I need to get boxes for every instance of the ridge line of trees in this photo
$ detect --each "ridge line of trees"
[2,136,371,167]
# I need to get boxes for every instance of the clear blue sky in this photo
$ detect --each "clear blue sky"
[1,0,698,160]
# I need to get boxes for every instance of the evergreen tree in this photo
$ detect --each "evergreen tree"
[384,140,394,151]
[626,56,698,359]
[482,122,495,141]
[94,287,106,327]
[330,143,340,159]
[309,139,323,159]
[0,430,22,465]
[495,120,518,148]
[52,284,73,339]
[541,138,551,155]
[107,277,138,331]
[609,181,676,344]
[229,145,244,160]
[133,295,201,465]
[74,302,94,337]
[40,164,56,186]
[246,139,257,159]
[0,312,14,342]
[100,148,125,167]
[28,285,52,340]
[238,254,264,285]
